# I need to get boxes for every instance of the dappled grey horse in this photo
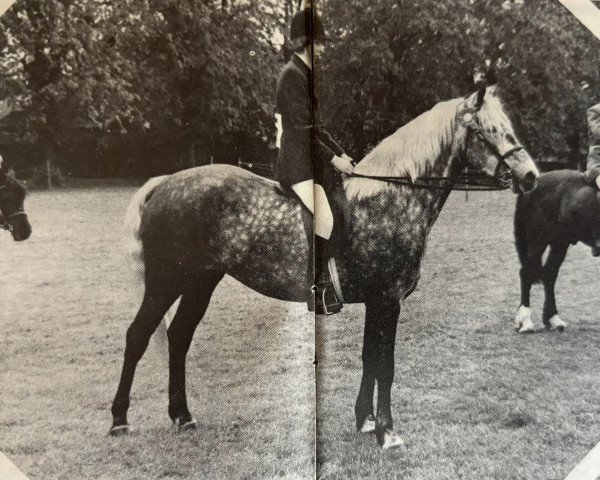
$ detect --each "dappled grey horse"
[110,85,539,448]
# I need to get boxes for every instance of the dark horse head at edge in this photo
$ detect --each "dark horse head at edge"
[0,167,31,242]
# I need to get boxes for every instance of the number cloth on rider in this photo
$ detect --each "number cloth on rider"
[275,54,345,186]
[585,102,600,183]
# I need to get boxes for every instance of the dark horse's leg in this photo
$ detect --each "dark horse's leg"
[110,277,180,435]
[356,293,403,449]
[167,271,224,429]
[541,242,568,330]
[515,241,547,333]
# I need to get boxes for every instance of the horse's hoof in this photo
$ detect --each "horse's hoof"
[515,305,531,331]
[108,424,130,437]
[379,429,405,450]
[174,417,197,432]
[358,414,376,434]
[517,314,535,334]
[547,314,566,331]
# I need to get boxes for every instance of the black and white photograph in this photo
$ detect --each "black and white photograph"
[2,0,600,478]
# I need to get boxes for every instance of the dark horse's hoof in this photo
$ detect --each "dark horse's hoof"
[376,428,405,450]
[174,417,197,432]
[358,414,376,434]
[108,424,130,437]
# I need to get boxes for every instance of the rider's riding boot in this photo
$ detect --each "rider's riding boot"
[315,235,343,315]
[299,207,316,312]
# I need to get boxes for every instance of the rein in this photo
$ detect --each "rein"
[347,172,511,191]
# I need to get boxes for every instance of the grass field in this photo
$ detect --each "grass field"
[1,186,600,479]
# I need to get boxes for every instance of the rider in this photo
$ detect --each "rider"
[275,8,354,314]
[584,101,600,194]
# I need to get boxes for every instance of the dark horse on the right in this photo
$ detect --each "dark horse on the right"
[110,85,539,449]
[514,169,600,333]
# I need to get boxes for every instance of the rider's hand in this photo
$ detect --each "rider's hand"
[596,175,600,190]
[331,155,354,174]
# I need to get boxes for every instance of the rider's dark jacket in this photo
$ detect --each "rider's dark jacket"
[585,102,600,183]
[275,54,345,186]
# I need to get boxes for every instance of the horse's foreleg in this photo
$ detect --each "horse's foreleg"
[363,295,403,449]
[516,242,546,333]
[355,304,377,434]
[542,243,568,331]
[167,272,223,430]
[110,284,180,435]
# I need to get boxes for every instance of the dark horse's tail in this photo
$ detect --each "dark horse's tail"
[514,193,542,283]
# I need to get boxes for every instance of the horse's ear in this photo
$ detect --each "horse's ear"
[485,67,497,86]
[465,83,487,110]
[475,84,486,110]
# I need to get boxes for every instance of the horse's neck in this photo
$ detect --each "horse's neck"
[425,145,467,211]
[342,130,467,239]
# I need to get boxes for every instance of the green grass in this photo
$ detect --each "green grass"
[1,187,599,479]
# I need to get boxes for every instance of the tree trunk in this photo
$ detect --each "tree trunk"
[46,157,52,189]
[186,137,196,168]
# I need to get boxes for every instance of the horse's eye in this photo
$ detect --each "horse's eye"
[506,134,516,143]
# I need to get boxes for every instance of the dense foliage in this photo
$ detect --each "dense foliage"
[319,0,600,165]
[0,0,599,177]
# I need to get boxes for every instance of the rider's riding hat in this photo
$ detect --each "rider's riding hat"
[290,8,328,50]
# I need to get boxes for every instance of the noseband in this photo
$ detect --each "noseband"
[461,110,525,178]
[1,211,26,231]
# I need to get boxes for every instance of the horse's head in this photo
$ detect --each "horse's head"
[458,85,539,192]
[0,167,31,241]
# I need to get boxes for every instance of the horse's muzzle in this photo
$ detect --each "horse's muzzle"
[519,171,538,193]
[10,214,32,241]
[505,154,539,193]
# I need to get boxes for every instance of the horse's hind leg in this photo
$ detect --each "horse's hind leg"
[167,271,224,430]
[110,280,180,435]
[542,242,568,331]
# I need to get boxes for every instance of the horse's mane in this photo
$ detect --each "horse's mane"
[345,98,463,199]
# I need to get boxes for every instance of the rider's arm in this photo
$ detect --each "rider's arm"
[315,126,345,158]
[279,69,352,170]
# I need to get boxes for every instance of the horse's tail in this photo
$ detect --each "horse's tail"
[125,176,172,354]
[514,193,542,282]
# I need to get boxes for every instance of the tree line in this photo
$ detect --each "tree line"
[0,0,598,179]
